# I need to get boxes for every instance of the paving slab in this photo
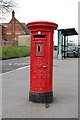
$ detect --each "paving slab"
[2,58,78,118]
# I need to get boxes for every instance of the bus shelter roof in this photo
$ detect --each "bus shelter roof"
[58,28,78,36]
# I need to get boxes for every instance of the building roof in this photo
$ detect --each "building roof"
[2,11,30,35]
[58,28,78,36]
[19,23,30,35]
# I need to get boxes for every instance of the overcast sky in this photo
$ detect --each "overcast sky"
[4,0,79,45]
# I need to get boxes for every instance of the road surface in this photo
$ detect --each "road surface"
[0,51,57,74]
[1,57,30,73]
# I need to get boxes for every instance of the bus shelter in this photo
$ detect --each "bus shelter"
[57,28,78,59]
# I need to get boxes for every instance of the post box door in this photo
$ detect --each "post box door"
[31,34,52,92]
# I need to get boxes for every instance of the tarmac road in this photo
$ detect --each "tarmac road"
[1,51,57,74]
[1,57,30,73]
[2,58,78,118]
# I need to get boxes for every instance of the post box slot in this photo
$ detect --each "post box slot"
[38,46,40,52]
[33,35,46,39]
[35,43,44,56]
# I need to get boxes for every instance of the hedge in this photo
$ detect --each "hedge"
[0,46,30,60]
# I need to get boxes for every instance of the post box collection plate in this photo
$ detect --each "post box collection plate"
[27,21,58,103]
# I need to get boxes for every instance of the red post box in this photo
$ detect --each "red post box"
[27,21,58,103]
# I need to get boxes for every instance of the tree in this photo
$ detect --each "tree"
[0,0,15,20]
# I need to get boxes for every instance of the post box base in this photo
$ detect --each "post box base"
[29,91,53,103]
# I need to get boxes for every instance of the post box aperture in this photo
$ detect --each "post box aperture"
[35,42,44,56]
[27,21,58,103]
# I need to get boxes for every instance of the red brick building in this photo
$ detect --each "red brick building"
[0,24,2,43]
[2,10,29,44]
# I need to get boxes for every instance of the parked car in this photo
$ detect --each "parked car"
[67,47,78,58]
[76,47,80,58]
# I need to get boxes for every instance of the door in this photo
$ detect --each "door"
[31,34,51,93]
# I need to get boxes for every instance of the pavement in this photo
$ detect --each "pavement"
[2,58,78,118]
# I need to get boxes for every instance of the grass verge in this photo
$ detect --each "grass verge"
[0,46,30,60]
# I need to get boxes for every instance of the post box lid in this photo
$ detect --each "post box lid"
[27,21,58,30]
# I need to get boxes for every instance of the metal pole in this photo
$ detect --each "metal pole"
[57,30,62,59]
[64,36,66,59]
[67,36,68,57]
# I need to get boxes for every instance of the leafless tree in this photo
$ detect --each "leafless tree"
[0,0,16,19]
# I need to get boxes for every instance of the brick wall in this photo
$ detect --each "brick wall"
[2,20,26,41]
[0,24,2,43]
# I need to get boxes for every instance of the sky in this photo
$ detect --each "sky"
[3,0,79,45]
